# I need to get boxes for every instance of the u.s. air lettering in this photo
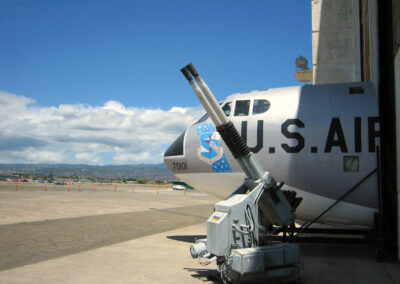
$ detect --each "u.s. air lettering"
[240,117,380,154]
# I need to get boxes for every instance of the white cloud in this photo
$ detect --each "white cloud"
[0,90,204,164]
[75,152,104,165]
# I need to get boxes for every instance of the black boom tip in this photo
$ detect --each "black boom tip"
[186,63,199,78]
[180,67,192,81]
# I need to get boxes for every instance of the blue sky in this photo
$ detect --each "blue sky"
[0,0,312,165]
[0,0,311,109]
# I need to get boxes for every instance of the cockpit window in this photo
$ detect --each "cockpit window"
[195,102,231,123]
[234,100,250,116]
[222,102,231,116]
[252,99,270,115]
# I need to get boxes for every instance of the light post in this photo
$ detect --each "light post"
[293,56,313,85]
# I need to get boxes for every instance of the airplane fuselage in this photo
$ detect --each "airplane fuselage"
[164,82,379,228]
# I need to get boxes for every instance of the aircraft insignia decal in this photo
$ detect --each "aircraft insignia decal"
[196,123,232,173]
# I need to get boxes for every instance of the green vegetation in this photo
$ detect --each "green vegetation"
[137,179,148,184]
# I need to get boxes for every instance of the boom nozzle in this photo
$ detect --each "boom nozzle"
[180,62,262,179]
[181,63,227,127]
[185,63,199,78]
[180,67,193,81]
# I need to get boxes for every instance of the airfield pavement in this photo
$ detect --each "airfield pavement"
[0,182,400,283]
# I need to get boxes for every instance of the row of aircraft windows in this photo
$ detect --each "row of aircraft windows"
[222,99,270,117]
[197,99,270,123]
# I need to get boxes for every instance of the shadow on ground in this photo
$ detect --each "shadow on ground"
[184,268,221,283]
[168,235,221,283]
[166,235,206,243]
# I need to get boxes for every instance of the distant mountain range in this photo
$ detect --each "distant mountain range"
[0,163,175,181]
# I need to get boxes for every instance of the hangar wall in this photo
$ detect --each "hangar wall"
[312,0,361,84]
[393,0,400,261]
[312,0,399,260]
[311,0,379,87]
[396,49,400,260]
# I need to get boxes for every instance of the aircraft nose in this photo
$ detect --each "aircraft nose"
[164,131,186,174]
[164,131,185,158]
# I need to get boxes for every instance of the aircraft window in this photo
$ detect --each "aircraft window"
[252,99,270,115]
[222,102,231,116]
[196,102,231,123]
[234,100,250,116]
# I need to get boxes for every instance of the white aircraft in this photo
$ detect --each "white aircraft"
[164,81,380,229]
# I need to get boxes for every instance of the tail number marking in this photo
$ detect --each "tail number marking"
[173,162,188,171]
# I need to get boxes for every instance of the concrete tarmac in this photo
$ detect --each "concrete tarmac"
[0,183,216,225]
[0,184,399,283]
[0,204,213,271]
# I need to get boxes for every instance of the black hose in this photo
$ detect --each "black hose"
[217,121,250,158]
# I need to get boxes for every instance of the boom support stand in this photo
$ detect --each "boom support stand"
[181,63,302,283]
